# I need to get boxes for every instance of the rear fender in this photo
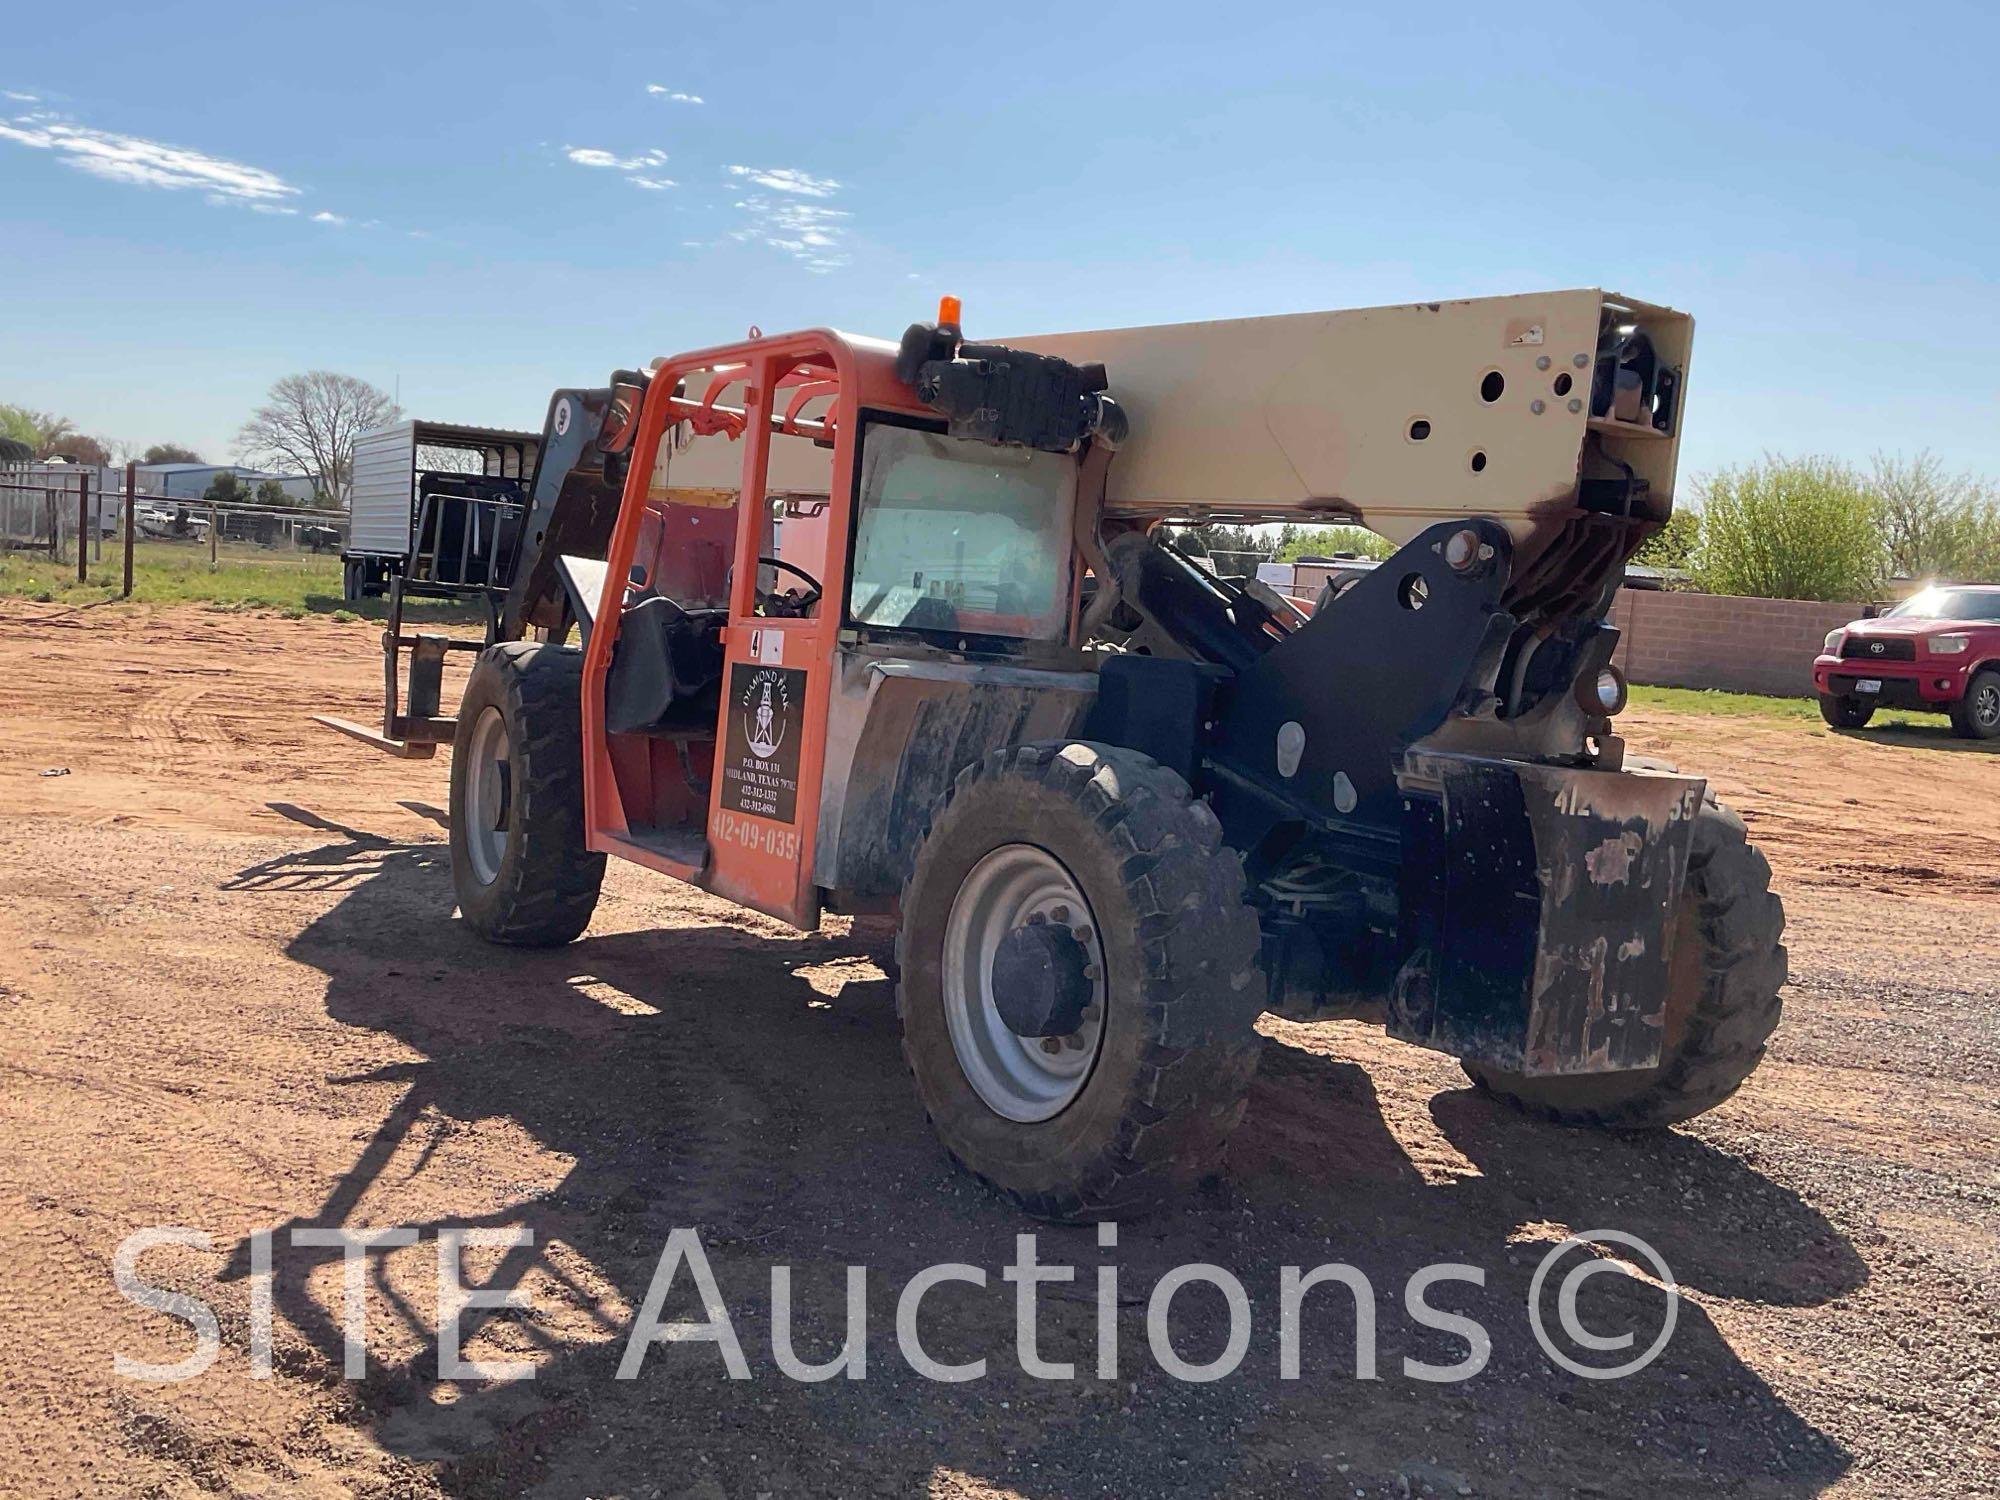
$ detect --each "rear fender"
[814,651,1099,905]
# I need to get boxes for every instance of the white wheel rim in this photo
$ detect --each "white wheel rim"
[1977,681,2000,729]
[941,844,1108,1122]
[463,706,511,885]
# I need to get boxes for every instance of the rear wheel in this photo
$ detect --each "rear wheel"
[341,559,363,602]
[449,643,605,946]
[897,742,1267,1220]
[1464,797,1785,1128]
[1949,668,2000,740]
[1817,693,1874,728]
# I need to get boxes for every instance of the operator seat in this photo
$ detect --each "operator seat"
[604,591,727,734]
[553,554,727,735]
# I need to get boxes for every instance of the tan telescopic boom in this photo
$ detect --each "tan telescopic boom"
[651,288,1690,553]
[1006,287,1690,547]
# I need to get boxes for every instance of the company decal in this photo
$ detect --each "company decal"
[722,664,805,824]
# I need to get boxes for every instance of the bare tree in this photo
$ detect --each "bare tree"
[31,412,76,458]
[47,432,114,467]
[237,372,398,503]
[414,442,487,475]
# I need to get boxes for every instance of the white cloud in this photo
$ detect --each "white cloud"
[312,210,347,225]
[566,145,670,172]
[3,91,38,103]
[729,194,852,273]
[645,85,704,103]
[726,164,839,198]
[628,175,677,191]
[0,113,300,203]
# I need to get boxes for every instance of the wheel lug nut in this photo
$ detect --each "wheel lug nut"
[1082,964,1100,981]
[1040,1037,1063,1054]
[1074,925,1093,944]
[1050,904,1071,924]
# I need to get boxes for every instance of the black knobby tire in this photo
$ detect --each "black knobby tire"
[896,742,1268,1221]
[449,642,606,946]
[1464,795,1786,1128]
[1949,668,2000,741]
[341,559,362,603]
[1817,693,1874,729]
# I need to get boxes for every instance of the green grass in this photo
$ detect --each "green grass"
[0,539,482,624]
[1628,684,1819,721]
[1629,683,1934,730]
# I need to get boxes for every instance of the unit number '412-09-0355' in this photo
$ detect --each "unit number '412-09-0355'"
[712,810,799,862]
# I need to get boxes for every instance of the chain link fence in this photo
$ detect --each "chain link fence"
[1,463,349,582]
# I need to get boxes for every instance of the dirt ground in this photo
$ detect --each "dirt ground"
[0,601,1995,1500]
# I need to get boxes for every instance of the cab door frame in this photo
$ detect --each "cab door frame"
[579,331,862,929]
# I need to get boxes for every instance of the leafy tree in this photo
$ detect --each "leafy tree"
[253,478,293,506]
[1632,509,1700,568]
[203,470,250,503]
[1177,522,1277,572]
[142,443,204,465]
[237,371,398,503]
[1869,451,2000,583]
[0,405,39,449]
[1691,457,1882,601]
[1276,524,1395,563]
[0,404,79,458]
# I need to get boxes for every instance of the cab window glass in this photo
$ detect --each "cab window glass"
[847,424,1074,640]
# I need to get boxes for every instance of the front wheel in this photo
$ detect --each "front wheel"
[1949,668,2000,740]
[897,743,1267,1220]
[1817,693,1874,729]
[1464,797,1786,1128]
[449,643,606,946]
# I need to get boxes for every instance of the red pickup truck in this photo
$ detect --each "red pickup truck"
[1813,584,2000,739]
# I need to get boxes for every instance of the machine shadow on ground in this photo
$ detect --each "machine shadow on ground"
[1824,720,2000,754]
[219,810,1863,1499]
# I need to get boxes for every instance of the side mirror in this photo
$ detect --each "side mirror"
[598,380,646,456]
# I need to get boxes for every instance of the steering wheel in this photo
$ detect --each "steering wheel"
[756,556,823,616]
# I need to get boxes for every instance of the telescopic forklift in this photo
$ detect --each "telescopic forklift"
[322,290,1786,1219]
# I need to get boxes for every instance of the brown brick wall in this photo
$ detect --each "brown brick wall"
[1607,590,1861,699]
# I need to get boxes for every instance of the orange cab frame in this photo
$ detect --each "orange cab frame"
[577,329,941,930]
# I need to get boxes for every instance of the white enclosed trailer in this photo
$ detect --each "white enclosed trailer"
[342,419,541,599]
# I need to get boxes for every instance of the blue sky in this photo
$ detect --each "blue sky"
[3,0,1996,485]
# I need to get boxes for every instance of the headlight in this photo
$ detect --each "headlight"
[1575,664,1628,716]
[1929,634,1971,655]
[1823,629,1846,654]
